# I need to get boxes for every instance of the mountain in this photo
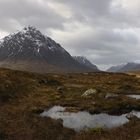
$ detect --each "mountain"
[0,26,99,73]
[73,56,99,71]
[118,62,140,72]
[107,62,140,72]
[107,64,125,72]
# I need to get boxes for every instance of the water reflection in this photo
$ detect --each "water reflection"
[41,106,140,131]
[127,95,140,99]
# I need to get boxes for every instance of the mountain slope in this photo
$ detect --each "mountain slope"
[0,26,99,73]
[73,56,99,71]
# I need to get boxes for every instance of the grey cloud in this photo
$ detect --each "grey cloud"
[0,0,140,70]
[55,27,140,68]
[53,0,112,15]
[0,0,66,32]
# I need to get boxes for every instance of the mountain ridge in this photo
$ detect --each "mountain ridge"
[73,56,99,70]
[0,26,99,73]
[107,62,140,72]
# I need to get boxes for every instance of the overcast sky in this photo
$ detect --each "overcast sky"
[0,0,140,70]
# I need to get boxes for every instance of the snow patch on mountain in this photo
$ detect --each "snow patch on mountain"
[73,56,99,70]
[0,25,99,73]
[0,26,66,56]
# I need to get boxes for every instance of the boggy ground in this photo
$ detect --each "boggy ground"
[0,68,140,140]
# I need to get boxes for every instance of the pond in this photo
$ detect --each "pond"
[40,106,140,131]
[127,95,140,99]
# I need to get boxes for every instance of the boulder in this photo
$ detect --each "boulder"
[82,89,97,97]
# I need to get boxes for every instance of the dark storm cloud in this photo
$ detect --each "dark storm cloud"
[0,0,140,69]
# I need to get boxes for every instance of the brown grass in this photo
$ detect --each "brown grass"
[0,68,140,140]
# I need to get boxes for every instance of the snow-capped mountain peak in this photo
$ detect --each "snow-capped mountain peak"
[0,26,99,73]
[0,26,66,56]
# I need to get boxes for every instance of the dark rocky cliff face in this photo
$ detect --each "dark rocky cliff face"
[73,56,99,71]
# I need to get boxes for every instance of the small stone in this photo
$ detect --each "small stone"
[83,73,89,75]
[57,118,63,124]
[53,75,59,78]
[126,112,138,120]
[105,93,118,99]
[57,86,64,93]
[39,79,48,84]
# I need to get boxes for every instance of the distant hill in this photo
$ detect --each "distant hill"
[107,62,140,72]
[0,26,99,73]
[107,64,125,72]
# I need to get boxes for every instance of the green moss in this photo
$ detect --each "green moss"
[86,125,104,134]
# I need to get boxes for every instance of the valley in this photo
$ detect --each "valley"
[0,68,140,140]
[1,0,140,139]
